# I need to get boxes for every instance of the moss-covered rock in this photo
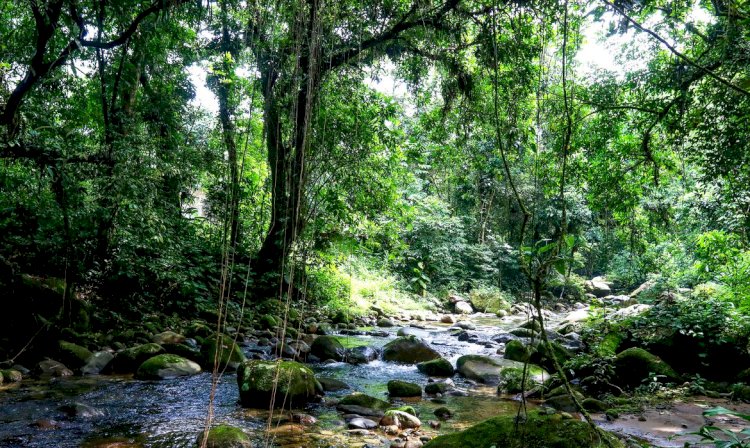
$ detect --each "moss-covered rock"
[237,360,320,408]
[108,343,165,373]
[259,314,278,330]
[417,358,455,377]
[531,341,573,372]
[423,413,623,448]
[503,340,531,363]
[337,393,391,412]
[382,335,441,364]
[1,369,23,382]
[509,328,537,338]
[57,340,93,368]
[135,354,201,379]
[582,398,610,412]
[597,332,624,357]
[614,347,680,387]
[457,355,545,385]
[310,335,345,361]
[152,331,185,345]
[200,334,246,372]
[196,424,251,448]
[388,380,422,397]
[425,382,451,395]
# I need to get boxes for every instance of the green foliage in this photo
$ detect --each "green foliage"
[692,407,750,448]
[468,286,513,313]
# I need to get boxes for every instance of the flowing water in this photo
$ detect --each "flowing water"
[0,310,724,447]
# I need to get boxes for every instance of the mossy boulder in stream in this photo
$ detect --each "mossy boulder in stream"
[388,380,422,397]
[108,343,165,373]
[200,334,246,371]
[457,355,546,385]
[423,412,624,448]
[382,335,441,364]
[417,357,455,377]
[614,347,680,387]
[196,424,251,448]
[57,340,93,368]
[237,360,320,408]
[337,392,391,416]
[503,340,531,362]
[135,354,202,379]
[310,335,345,361]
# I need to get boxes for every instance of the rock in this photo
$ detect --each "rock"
[422,413,624,448]
[509,328,536,338]
[346,346,379,364]
[108,343,165,373]
[310,335,346,362]
[614,347,680,386]
[397,327,422,337]
[503,340,530,363]
[454,321,476,330]
[388,380,422,397]
[378,318,396,327]
[337,393,391,413]
[348,418,378,430]
[81,351,114,375]
[629,280,655,298]
[164,342,202,362]
[317,376,350,391]
[456,355,536,385]
[237,360,320,408]
[60,402,105,419]
[585,278,611,298]
[1,369,23,382]
[417,358,455,377]
[260,314,278,329]
[448,294,465,304]
[433,407,453,420]
[454,301,473,314]
[135,354,201,379]
[425,381,452,395]
[382,336,441,364]
[274,340,299,359]
[440,315,455,324]
[57,340,93,368]
[317,322,334,335]
[544,390,585,412]
[609,304,652,319]
[530,341,573,372]
[200,334,246,371]
[37,359,73,377]
[196,424,252,448]
[582,398,609,412]
[151,331,185,345]
[381,410,421,429]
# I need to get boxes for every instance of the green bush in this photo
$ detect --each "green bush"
[468,286,513,313]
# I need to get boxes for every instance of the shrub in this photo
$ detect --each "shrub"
[468,286,513,313]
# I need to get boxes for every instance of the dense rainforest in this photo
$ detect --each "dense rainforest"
[1,0,749,447]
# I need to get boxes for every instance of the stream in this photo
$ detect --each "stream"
[0,310,740,447]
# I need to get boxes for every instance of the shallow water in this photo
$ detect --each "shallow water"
[0,310,704,447]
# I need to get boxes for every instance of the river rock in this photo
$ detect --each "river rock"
[381,410,421,429]
[317,376,350,391]
[151,330,185,345]
[425,379,454,394]
[196,424,252,448]
[348,417,378,430]
[454,301,473,314]
[237,360,320,408]
[37,359,73,377]
[417,357,454,377]
[310,335,346,361]
[397,327,422,337]
[454,321,476,330]
[200,334,246,371]
[1,369,23,382]
[422,413,624,448]
[135,354,201,379]
[60,402,105,419]
[503,340,530,362]
[382,336,441,364]
[456,355,536,385]
[81,351,114,375]
[378,318,396,327]
[346,346,379,364]
[440,315,455,324]
[108,343,165,373]
[388,380,422,397]
[337,393,391,415]
[57,340,93,369]
[585,278,612,297]
[614,347,680,386]
[434,407,453,420]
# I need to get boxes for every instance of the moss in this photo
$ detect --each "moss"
[614,347,680,386]
[135,354,201,379]
[417,358,455,377]
[109,343,165,373]
[58,340,93,367]
[387,380,422,397]
[237,360,319,408]
[425,382,451,394]
[338,393,391,411]
[382,335,441,364]
[504,340,530,363]
[392,405,417,416]
[1,369,22,382]
[259,314,278,329]
[200,334,246,371]
[423,413,624,448]
[495,367,542,394]
[196,424,251,448]
[582,398,610,412]
[597,331,624,357]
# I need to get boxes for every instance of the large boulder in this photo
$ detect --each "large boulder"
[614,347,680,387]
[152,331,185,345]
[237,360,320,408]
[196,424,251,448]
[135,354,201,380]
[417,358,455,377]
[37,359,73,377]
[454,301,473,314]
[81,351,114,375]
[380,410,422,429]
[503,340,530,363]
[200,334,246,371]
[310,335,345,361]
[108,343,165,374]
[423,413,624,448]
[457,355,545,385]
[382,336,441,364]
[388,380,422,397]
[585,278,612,298]
[57,340,93,369]
[337,393,391,415]
[345,346,379,364]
